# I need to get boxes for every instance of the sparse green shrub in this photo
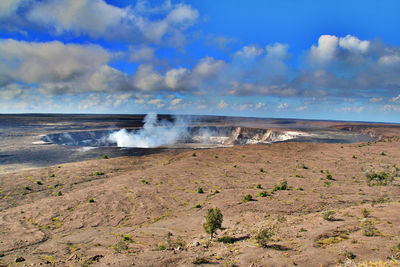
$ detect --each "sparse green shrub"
[242,194,253,202]
[214,190,220,194]
[197,187,204,194]
[362,220,379,236]
[193,257,210,264]
[296,187,304,191]
[352,155,357,159]
[381,152,386,156]
[300,164,308,169]
[256,184,262,189]
[260,168,264,173]
[121,234,132,242]
[24,185,31,190]
[194,204,202,208]
[218,236,235,244]
[140,179,149,184]
[258,191,268,197]
[50,173,55,177]
[35,180,42,185]
[365,171,392,186]
[361,208,370,218]
[324,181,331,187]
[203,208,223,239]
[113,240,128,252]
[88,198,95,203]
[326,172,334,180]
[322,210,336,221]
[270,180,288,193]
[192,152,197,157]
[215,155,219,158]
[254,226,275,248]
[101,155,109,159]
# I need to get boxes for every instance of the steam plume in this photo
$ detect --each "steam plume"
[107,113,188,148]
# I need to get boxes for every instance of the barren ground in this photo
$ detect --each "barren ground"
[1,126,400,266]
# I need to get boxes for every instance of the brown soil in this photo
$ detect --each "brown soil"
[1,136,400,266]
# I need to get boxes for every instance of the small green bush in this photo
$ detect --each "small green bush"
[193,257,210,264]
[260,168,264,173]
[35,180,42,185]
[218,236,235,244]
[24,185,31,190]
[194,204,202,208]
[255,226,275,248]
[300,164,309,169]
[365,171,392,186]
[192,152,197,157]
[197,187,204,194]
[256,184,262,189]
[242,194,253,202]
[88,198,95,203]
[258,191,268,197]
[101,155,109,159]
[270,180,288,193]
[203,208,223,239]
[140,179,149,184]
[322,210,336,221]
[326,173,334,180]
[361,208,370,218]
[50,173,55,177]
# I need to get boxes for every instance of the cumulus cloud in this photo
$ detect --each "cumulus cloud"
[370,97,383,103]
[338,35,369,53]
[278,103,288,110]
[309,35,339,63]
[170,98,182,105]
[129,46,156,62]
[392,94,400,103]
[0,0,199,46]
[255,102,265,109]
[0,39,110,85]
[218,100,228,109]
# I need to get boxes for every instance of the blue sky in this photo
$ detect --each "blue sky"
[0,0,400,122]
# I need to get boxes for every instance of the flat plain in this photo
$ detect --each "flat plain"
[0,115,400,266]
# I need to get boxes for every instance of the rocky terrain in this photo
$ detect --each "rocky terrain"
[1,129,400,266]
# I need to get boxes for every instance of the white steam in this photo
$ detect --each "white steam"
[107,113,189,148]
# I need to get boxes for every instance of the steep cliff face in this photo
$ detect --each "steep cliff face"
[41,127,305,147]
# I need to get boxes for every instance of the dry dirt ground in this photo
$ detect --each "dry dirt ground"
[1,136,400,266]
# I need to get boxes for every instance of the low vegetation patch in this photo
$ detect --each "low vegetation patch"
[193,257,210,264]
[270,180,288,193]
[254,226,275,248]
[242,194,253,202]
[322,210,336,221]
[365,171,393,186]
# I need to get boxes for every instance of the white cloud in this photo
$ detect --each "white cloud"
[129,46,155,62]
[309,35,338,63]
[265,43,289,60]
[277,103,288,110]
[134,99,145,104]
[338,35,369,53]
[234,45,264,58]
[382,104,400,112]
[218,99,228,109]
[132,64,164,91]
[0,39,110,85]
[165,68,189,90]
[255,102,265,109]
[2,0,199,46]
[170,98,182,105]
[392,94,400,103]
[296,106,307,111]
[369,97,383,103]
[340,106,365,113]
